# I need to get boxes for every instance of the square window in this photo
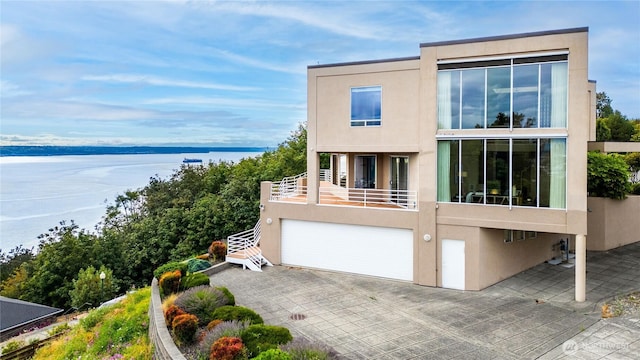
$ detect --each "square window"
[351,86,381,126]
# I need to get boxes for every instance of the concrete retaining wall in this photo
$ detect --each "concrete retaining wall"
[148,262,230,360]
[587,195,640,251]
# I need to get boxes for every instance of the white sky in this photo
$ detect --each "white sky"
[1,0,639,146]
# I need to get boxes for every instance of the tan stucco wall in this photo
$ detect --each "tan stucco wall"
[312,60,421,153]
[587,196,640,251]
[263,29,593,291]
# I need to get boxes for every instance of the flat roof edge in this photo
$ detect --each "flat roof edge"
[420,27,589,48]
[308,56,420,69]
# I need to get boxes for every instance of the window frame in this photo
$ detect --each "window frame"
[350,86,382,127]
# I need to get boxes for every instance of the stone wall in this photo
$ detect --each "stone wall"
[148,262,230,359]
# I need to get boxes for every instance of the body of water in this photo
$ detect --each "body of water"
[0,151,261,251]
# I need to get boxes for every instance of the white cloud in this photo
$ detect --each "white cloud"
[81,74,259,92]
[0,80,32,97]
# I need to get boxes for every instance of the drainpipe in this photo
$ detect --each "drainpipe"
[575,234,586,302]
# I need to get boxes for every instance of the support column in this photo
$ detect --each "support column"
[575,234,586,302]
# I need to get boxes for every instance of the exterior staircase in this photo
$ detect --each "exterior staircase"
[226,221,273,271]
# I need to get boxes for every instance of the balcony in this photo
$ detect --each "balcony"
[269,172,417,210]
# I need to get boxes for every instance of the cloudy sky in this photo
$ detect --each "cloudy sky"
[1,1,639,147]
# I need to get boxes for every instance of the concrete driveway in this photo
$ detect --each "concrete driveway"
[211,242,640,359]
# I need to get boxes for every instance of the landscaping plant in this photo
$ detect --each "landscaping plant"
[174,285,231,324]
[209,241,227,260]
[172,314,199,345]
[212,305,264,325]
[180,272,211,291]
[210,336,247,360]
[159,269,182,296]
[240,324,292,358]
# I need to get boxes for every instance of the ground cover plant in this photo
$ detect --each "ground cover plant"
[33,288,151,360]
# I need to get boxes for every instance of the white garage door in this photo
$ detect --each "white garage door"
[281,219,413,281]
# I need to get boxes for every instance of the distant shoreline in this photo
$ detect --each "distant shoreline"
[0,146,270,157]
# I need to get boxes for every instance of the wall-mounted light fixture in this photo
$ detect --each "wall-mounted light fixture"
[259,204,265,211]
[266,218,273,225]
[423,234,432,242]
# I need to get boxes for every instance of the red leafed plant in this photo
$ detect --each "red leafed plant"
[210,336,245,360]
[164,305,186,329]
[172,314,198,344]
[208,241,227,261]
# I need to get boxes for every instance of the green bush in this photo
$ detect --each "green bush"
[255,348,292,360]
[240,324,292,358]
[172,314,198,345]
[2,340,25,354]
[209,240,227,260]
[210,336,247,360]
[154,261,188,279]
[280,338,338,360]
[216,286,236,306]
[212,306,264,325]
[180,272,210,291]
[587,151,631,199]
[80,305,111,331]
[159,270,182,296]
[187,258,211,273]
[47,323,70,336]
[630,182,640,195]
[174,285,230,324]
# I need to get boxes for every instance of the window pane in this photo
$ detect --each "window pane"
[437,140,458,202]
[539,139,566,208]
[512,139,537,206]
[513,64,538,128]
[486,139,509,205]
[461,140,484,203]
[487,67,511,128]
[437,71,460,129]
[540,62,567,128]
[351,86,381,125]
[355,155,376,189]
[461,69,485,129]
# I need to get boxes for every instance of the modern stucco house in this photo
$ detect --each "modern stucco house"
[230,27,606,302]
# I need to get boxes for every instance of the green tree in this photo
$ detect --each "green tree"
[69,266,117,308]
[605,111,635,142]
[596,118,612,142]
[587,151,631,199]
[596,91,613,119]
[22,221,101,309]
[0,245,34,283]
[0,264,29,299]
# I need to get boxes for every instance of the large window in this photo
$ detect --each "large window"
[438,55,567,129]
[437,138,566,208]
[351,86,381,127]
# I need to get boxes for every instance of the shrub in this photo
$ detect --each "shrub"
[187,258,212,273]
[164,305,186,329]
[215,286,236,306]
[241,324,292,358]
[587,151,631,199]
[181,273,210,291]
[162,293,178,313]
[631,182,640,195]
[212,306,264,325]
[154,261,188,279]
[47,323,70,336]
[172,314,198,345]
[197,253,210,260]
[159,270,182,296]
[174,286,230,324]
[2,340,24,354]
[198,320,249,358]
[209,240,227,260]
[255,348,292,360]
[207,319,224,330]
[280,337,338,360]
[210,336,246,360]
